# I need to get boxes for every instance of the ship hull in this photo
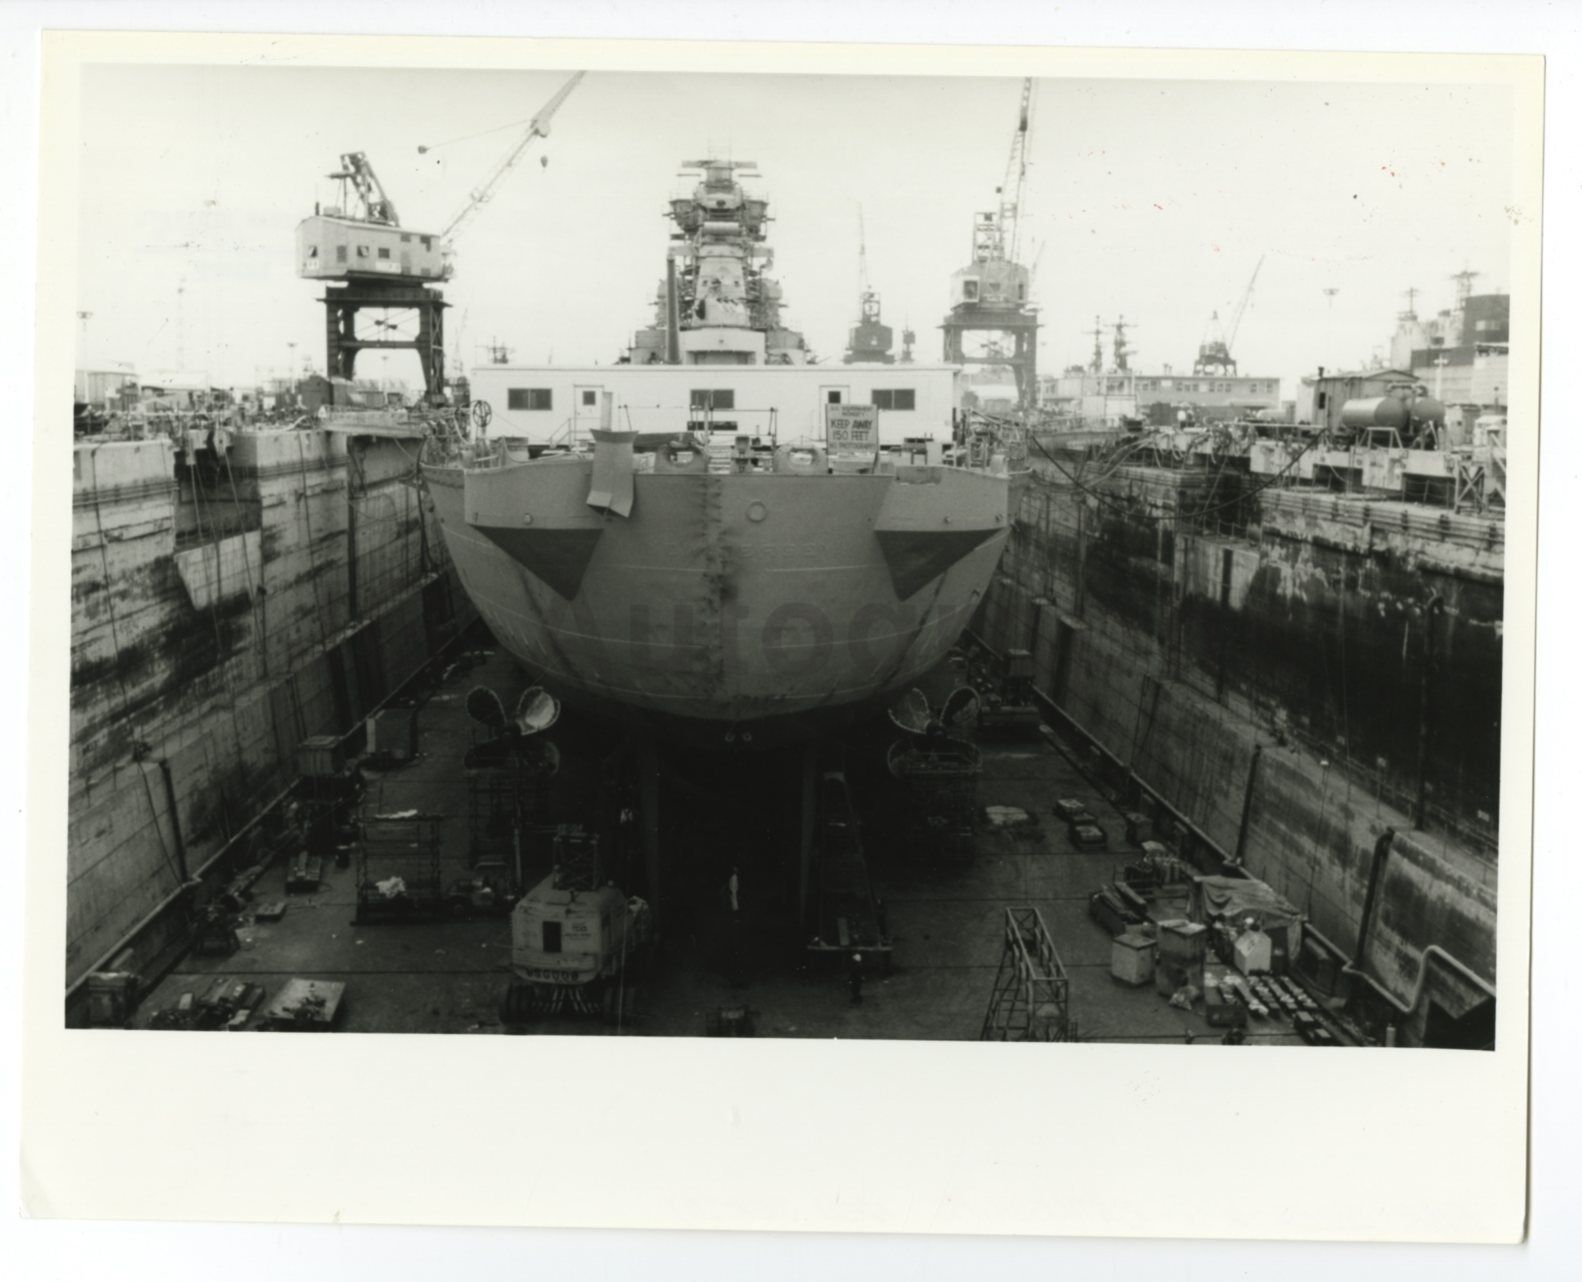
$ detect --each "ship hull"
[425,458,1011,748]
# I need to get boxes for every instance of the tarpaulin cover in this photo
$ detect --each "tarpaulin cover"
[1195,875,1301,930]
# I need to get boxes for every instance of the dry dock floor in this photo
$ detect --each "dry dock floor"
[138,651,1303,1046]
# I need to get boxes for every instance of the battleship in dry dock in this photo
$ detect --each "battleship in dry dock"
[422,158,1016,747]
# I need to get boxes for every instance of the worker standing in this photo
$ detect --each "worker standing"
[725,866,743,987]
[847,951,864,1004]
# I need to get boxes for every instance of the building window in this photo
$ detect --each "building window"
[356,245,370,258]
[962,279,980,302]
[336,245,348,263]
[689,388,736,411]
[542,921,562,953]
[581,389,598,407]
[873,389,916,410]
[507,388,553,411]
[307,245,319,258]
[377,247,391,260]
[1317,392,1329,410]
[421,236,432,250]
[826,390,843,405]
[400,233,412,243]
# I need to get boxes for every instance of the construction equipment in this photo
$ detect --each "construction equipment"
[296,74,582,404]
[941,77,1040,406]
[842,203,895,364]
[500,828,652,1022]
[1194,256,1264,379]
[981,907,1074,1041]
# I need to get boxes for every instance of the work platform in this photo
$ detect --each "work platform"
[135,649,1308,1044]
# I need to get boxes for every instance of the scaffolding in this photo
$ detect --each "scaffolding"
[887,737,983,858]
[981,907,1073,1041]
[354,810,445,922]
[465,761,551,895]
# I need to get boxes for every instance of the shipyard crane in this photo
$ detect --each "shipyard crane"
[426,71,585,252]
[857,203,870,300]
[993,77,1035,265]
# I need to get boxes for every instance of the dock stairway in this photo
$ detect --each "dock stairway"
[980,906,1074,1041]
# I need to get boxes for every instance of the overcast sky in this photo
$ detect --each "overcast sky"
[75,65,1517,396]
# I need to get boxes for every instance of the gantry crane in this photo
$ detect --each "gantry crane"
[942,77,1040,406]
[1194,255,1264,378]
[298,71,585,404]
[844,203,895,363]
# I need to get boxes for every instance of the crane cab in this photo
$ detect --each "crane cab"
[295,214,451,283]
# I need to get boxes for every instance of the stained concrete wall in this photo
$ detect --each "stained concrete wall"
[68,430,472,988]
[977,456,1500,1040]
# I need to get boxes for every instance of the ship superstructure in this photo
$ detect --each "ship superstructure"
[625,159,808,367]
[424,159,1014,748]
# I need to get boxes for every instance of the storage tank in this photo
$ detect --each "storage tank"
[1340,396,1409,430]
[1406,393,1446,427]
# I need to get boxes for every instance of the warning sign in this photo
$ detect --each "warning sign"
[826,403,878,451]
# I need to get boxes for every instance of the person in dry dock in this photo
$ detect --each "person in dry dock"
[848,951,865,1004]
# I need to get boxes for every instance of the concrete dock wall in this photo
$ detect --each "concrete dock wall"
[68,430,472,991]
[977,456,1500,1041]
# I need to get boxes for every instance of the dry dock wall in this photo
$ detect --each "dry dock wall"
[978,457,1500,1044]
[69,429,472,997]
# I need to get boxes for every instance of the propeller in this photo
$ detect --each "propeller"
[887,685,981,739]
[464,685,563,772]
[467,684,560,737]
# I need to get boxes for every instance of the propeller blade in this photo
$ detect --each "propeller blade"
[523,739,561,778]
[940,686,982,736]
[887,687,934,736]
[513,686,561,736]
[465,685,507,731]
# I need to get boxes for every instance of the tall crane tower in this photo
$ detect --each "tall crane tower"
[843,204,895,364]
[941,77,1040,407]
[295,72,584,403]
[1194,254,1264,377]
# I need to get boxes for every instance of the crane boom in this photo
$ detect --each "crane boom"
[439,71,585,245]
[1226,254,1265,355]
[997,78,1034,265]
[857,203,869,297]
